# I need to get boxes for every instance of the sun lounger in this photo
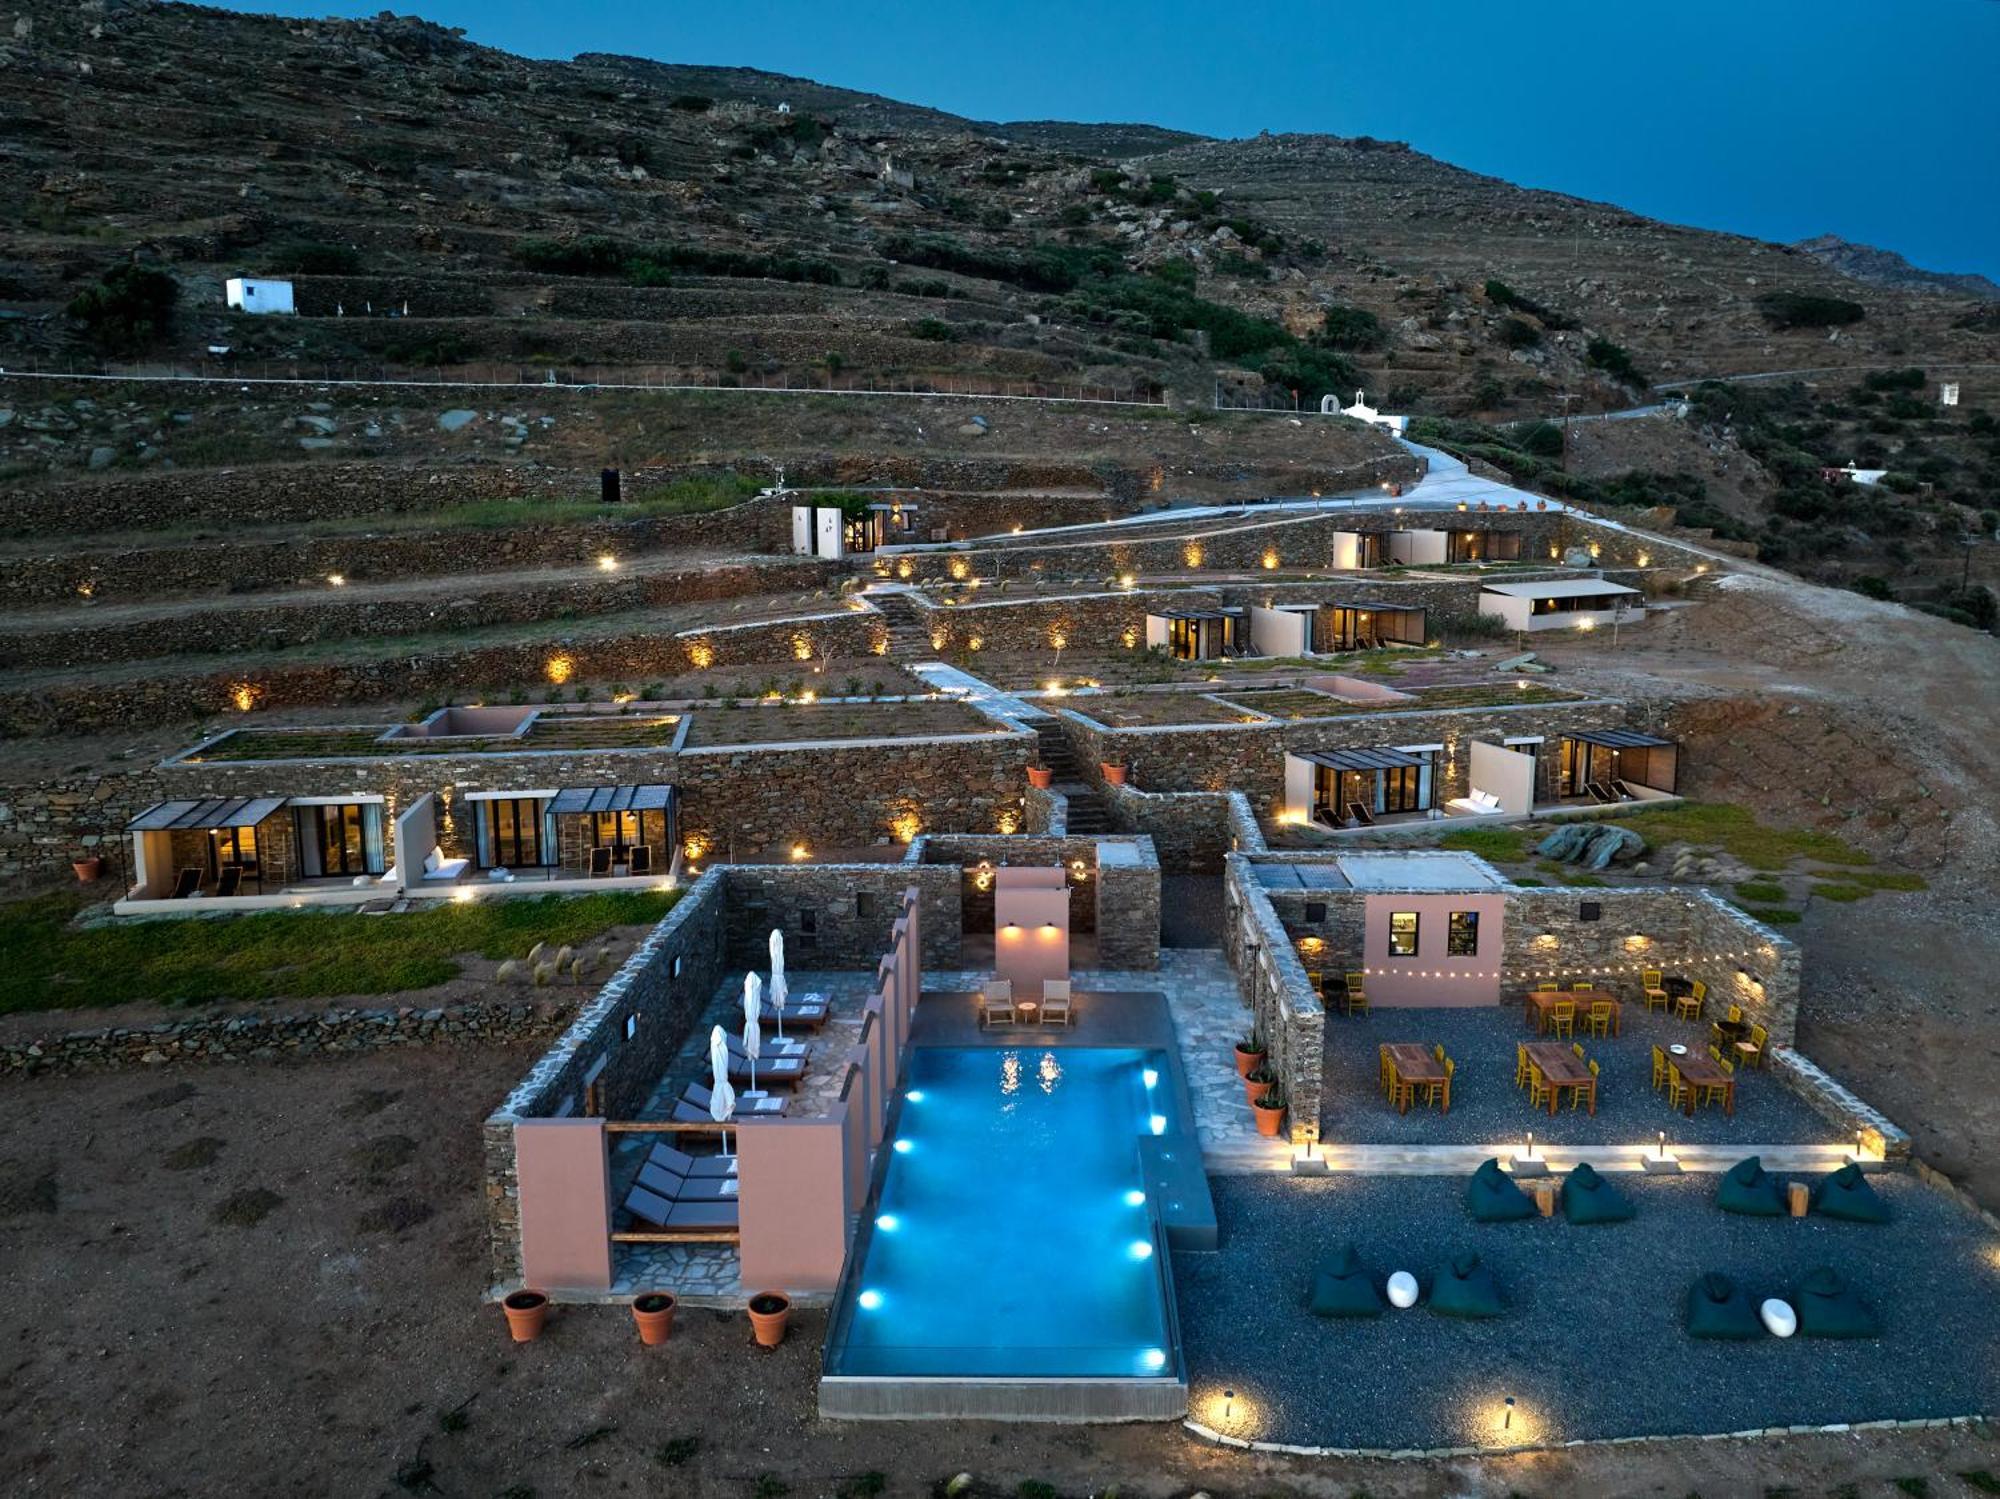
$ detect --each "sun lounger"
[683,1082,785,1117]
[588,846,612,878]
[727,1051,805,1086]
[213,866,244,897]
[781,992,832,1029]
[1345,800,1375,827]
[628,844,652,876]
[646,1142,736,1178]
[622,1183,740,1234]
[636,1160,738,1204]
[171,866,202,899]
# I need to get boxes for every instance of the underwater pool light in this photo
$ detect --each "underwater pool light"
[1123,1189,1146,1208]
[1140,1347,1168,1372]
[906,1090,925,1103]
[1149,1114,1168,1136]
[1142,1068,1159,1089]
[875,1214,900,1232]
[893,1139,913,1154]
[858,1289,884,1311]
[1128,1240,1154,1261]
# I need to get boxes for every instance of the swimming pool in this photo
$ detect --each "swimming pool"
[824,1045,1182,1391]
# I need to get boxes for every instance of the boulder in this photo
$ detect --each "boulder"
[1584,825,1646,869]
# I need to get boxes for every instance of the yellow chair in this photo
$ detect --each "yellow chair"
[1572,1058,1599,1112]
[1378,1046,1394,1096]
[1742,1022,1769,1069]
[1344,973,1370,1018]
[1642,968,1669,1012]
[1307,970,1325,998]
[1650,1044,1668,1093]
[1427,1056,1455,1112]
[1726,1003,1743,1024]
[1515,1042,1531,1090]
[1535,981,1559,992]
[1573,981,1595,994]
[1549,1000,1575,1039]
[1527,1064,1551,1110]
[1571,1041,1585,1060]
[1674,983,1704,1023]
[1585,1000,1614,1039]
[1665,1063,1691,1112]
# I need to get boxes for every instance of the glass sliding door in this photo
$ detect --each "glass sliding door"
[295,803,385,879]
[478,797,551,869]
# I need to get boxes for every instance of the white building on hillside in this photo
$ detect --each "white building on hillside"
[1324,388,1409,435]
[224,277,296,316]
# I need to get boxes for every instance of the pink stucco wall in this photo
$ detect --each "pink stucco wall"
[737,1113,852,1293]
[1361,892,1506,1007]
[993,868,1070,990]
[515,1118,613,1292]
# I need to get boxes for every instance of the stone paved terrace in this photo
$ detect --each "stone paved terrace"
[1321,1002,1835,1149]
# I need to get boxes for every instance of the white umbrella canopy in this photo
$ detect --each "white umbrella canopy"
[707,1024,737,1155]
[768,929,787,1038]
[741,973,763,1091]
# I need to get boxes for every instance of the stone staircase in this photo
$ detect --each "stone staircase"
[868,591,934,658]
[1032,720,1109,834]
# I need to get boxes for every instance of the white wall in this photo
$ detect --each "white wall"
[1249,606,1308,658]
[1479,591,1533,632]
[393,794,439,883]
[814,508,845,559]
[1283,753,1315,823]
[1389,529,1447,565]
[1329,532,1365,570]
[1144,615,1169,651]
[225,277,296,315]
[1469,740,1537,816]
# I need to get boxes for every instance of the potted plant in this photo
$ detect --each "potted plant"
[1233,1032,1266,1079]
[1027,765,1054,790]
[747,1290,791,1347]
[631,1291,677,1346]
[72,853,103,884]
[1100,761,1127,787]
[1242,1064,1278,1108]
[501,1289,548,1343]
[1252,1084,1287,1137]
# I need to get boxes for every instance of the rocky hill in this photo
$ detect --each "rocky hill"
[1793,234,2000,303]
[2,0,1993,424]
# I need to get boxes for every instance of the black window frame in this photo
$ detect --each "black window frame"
[1447,910,1480,957]
[1388,910,1420,958]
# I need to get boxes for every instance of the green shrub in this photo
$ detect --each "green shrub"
[1586,337,1644,386]
[908,317,955,342]
[1755,291,1864,330]
[1496,316,1540,349]
[68,263,179,352]
[1318,305,1385,351]
[668,93,712,112]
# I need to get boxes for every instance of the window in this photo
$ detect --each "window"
[1580,902,1602,923]
[1304,901,1327,924]
[1447,910,1480,956]
[1388,911,1419,957]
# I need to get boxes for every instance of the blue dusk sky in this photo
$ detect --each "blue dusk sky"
[241,0,2000,279]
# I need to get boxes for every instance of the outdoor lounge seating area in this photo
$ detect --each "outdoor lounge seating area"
[1175,1171,2000,1450]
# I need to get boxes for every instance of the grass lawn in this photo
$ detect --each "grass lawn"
[1612,800,1875,871]
[0,889,678,1014]
[1437,824,1532,862]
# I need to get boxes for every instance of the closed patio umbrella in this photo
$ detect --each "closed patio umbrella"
[769,930,787,1039]
[742,972,763,1093]
[707,1024,737,1157]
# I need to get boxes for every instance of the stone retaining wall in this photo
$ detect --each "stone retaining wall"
[1,996,575,1078]
[4,559,840,671]
[1222,853,1325,1128]
[1771,1049,1911,1160]
[913,832,1161,969]
[720,864,958,970]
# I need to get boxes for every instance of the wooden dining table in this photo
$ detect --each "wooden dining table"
[1523,1041,1595,1115]
[1381,1044,1448,1115]
[1524,988,1624,1037]
[1671,1050,1736,1116]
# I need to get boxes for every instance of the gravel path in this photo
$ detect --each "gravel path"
[1321,1003,1834,1145]
[1174,1172,2000,1450]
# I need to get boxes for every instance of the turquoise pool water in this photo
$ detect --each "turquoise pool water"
[827,1046,1177,1379]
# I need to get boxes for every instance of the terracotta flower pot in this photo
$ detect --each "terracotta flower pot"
[1242,1072,1276,1107]
[1252,1097,1286,1136]
[501,1289,548,1343]
[1027,766,1054,790]
[72,856,102,884]
[747,1290,791,1347]
[1233,1043,1265,1079]
[632,1292,677,1346]
[1100,763,1127,786]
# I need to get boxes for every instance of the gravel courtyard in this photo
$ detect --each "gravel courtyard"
[1174,1171,2000,1452]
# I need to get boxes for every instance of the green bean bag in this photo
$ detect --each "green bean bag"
[1716,1155,1786,1217]
[1561,1162,1636,1224]
[1465,1157,1537,1223]
[1685,1272,1765,1340]
[1810,1162,1891,1224]
[1307,1243,1384,1318]
[1429,1252,1506,1319]
[1793,1267,1880,1338]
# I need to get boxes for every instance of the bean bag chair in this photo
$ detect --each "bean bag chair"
[1685,1272,1765,1340]
[1561,1162,1636,1225]
[1465,1158,1537,1223]
[1307,1243,1384,1318]
[1792,1267,1880,1338]
[1810,1162,1891,1224]
[1429,1252,1506,1319]
[1716,1155,1786,1217]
